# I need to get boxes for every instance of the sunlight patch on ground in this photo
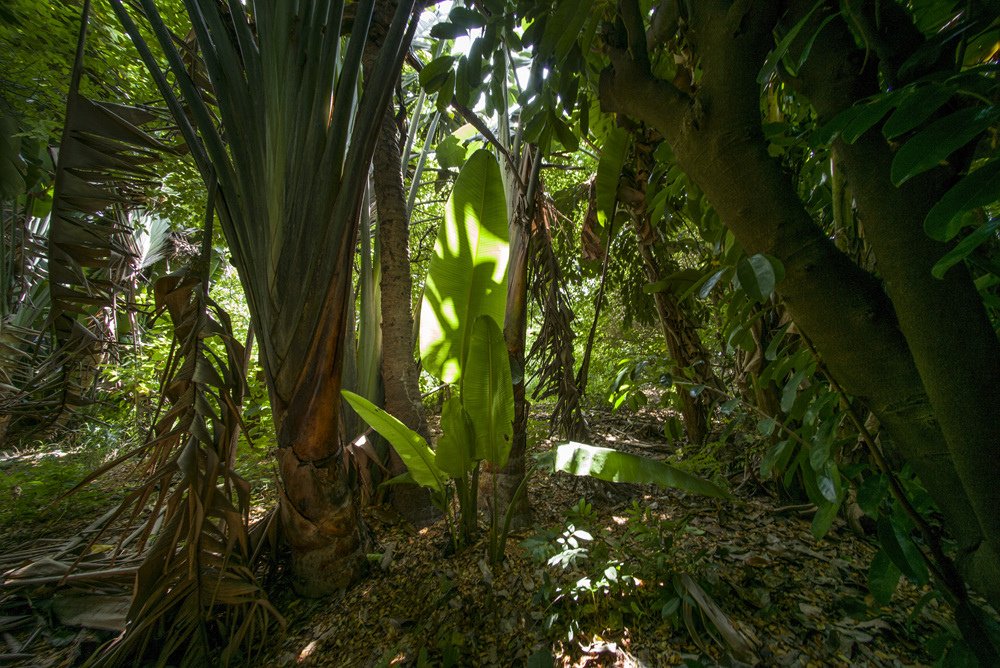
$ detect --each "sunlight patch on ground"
[0,448,74,466]
[296,640,318,663]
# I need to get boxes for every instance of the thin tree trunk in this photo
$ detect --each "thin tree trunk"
[369,92,428,445]
[364,7,435,524]
[620,151,718,443]
[496,180,533,527]
[632,231,715,443]
[576,215,616,397]
[481,145,539,528]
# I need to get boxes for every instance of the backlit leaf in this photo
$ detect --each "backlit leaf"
[463,315,514,467]
[420,150,509,383]
[435,396,477,478]
[553,442,729,498]
[595,127,629,227]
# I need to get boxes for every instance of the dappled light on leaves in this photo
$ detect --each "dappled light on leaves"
[2,0,1000,665]
[420,149,509,384]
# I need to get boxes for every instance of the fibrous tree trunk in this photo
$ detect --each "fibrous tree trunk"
[597,0,999,608]
[272,261,369,595]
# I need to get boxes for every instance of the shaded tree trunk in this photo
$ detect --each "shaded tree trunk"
[364,5,435,525]
[633,235,716,444]
[791,1,1000,605]
[598,0,998,607]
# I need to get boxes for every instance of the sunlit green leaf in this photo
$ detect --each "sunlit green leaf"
[419,55,457,92]
[420,149,509,383]
[463,315,514,467]
[552,442,729,498]
[342,391,445,493]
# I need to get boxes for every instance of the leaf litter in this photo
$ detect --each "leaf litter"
[0,407,972,666]
[256,409,961,668]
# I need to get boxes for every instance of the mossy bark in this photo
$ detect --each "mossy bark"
[791,2,1000,604]
[597,0,999,607]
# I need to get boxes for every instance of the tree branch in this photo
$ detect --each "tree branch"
[619,0,650,70]
[598,0,690,142]
[645,0,679,51]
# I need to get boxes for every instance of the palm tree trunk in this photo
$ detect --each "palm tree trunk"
[273,269,370,595]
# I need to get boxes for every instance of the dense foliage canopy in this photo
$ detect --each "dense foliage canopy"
[1,0,999,665]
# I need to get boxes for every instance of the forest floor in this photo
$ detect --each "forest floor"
[0,408,969,667]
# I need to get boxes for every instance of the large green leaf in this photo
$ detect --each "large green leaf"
[420,149,509,383]
[891,107,999,185]
[812,93,897,145]
[932,217,1000,278]
[924,158,1000,241]
[735,254,783,303]
[463,315,514,467]
[882,84,955,139]
[537,0,594,62]
[553,442,729,498]
[758,0,824,83]
[436,396,477,478]
[868,549,902,605]
[595,127,629,226]
[877,515,929,584]
[342,390,445,493]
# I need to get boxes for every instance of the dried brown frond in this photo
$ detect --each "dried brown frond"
[528,199,587,440]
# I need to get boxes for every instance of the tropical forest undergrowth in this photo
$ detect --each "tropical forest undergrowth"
[0,407,964,667]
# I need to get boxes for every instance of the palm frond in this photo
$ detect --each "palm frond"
[48,26,173,340]
[113,0,417,413]
[92,251,281,666]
